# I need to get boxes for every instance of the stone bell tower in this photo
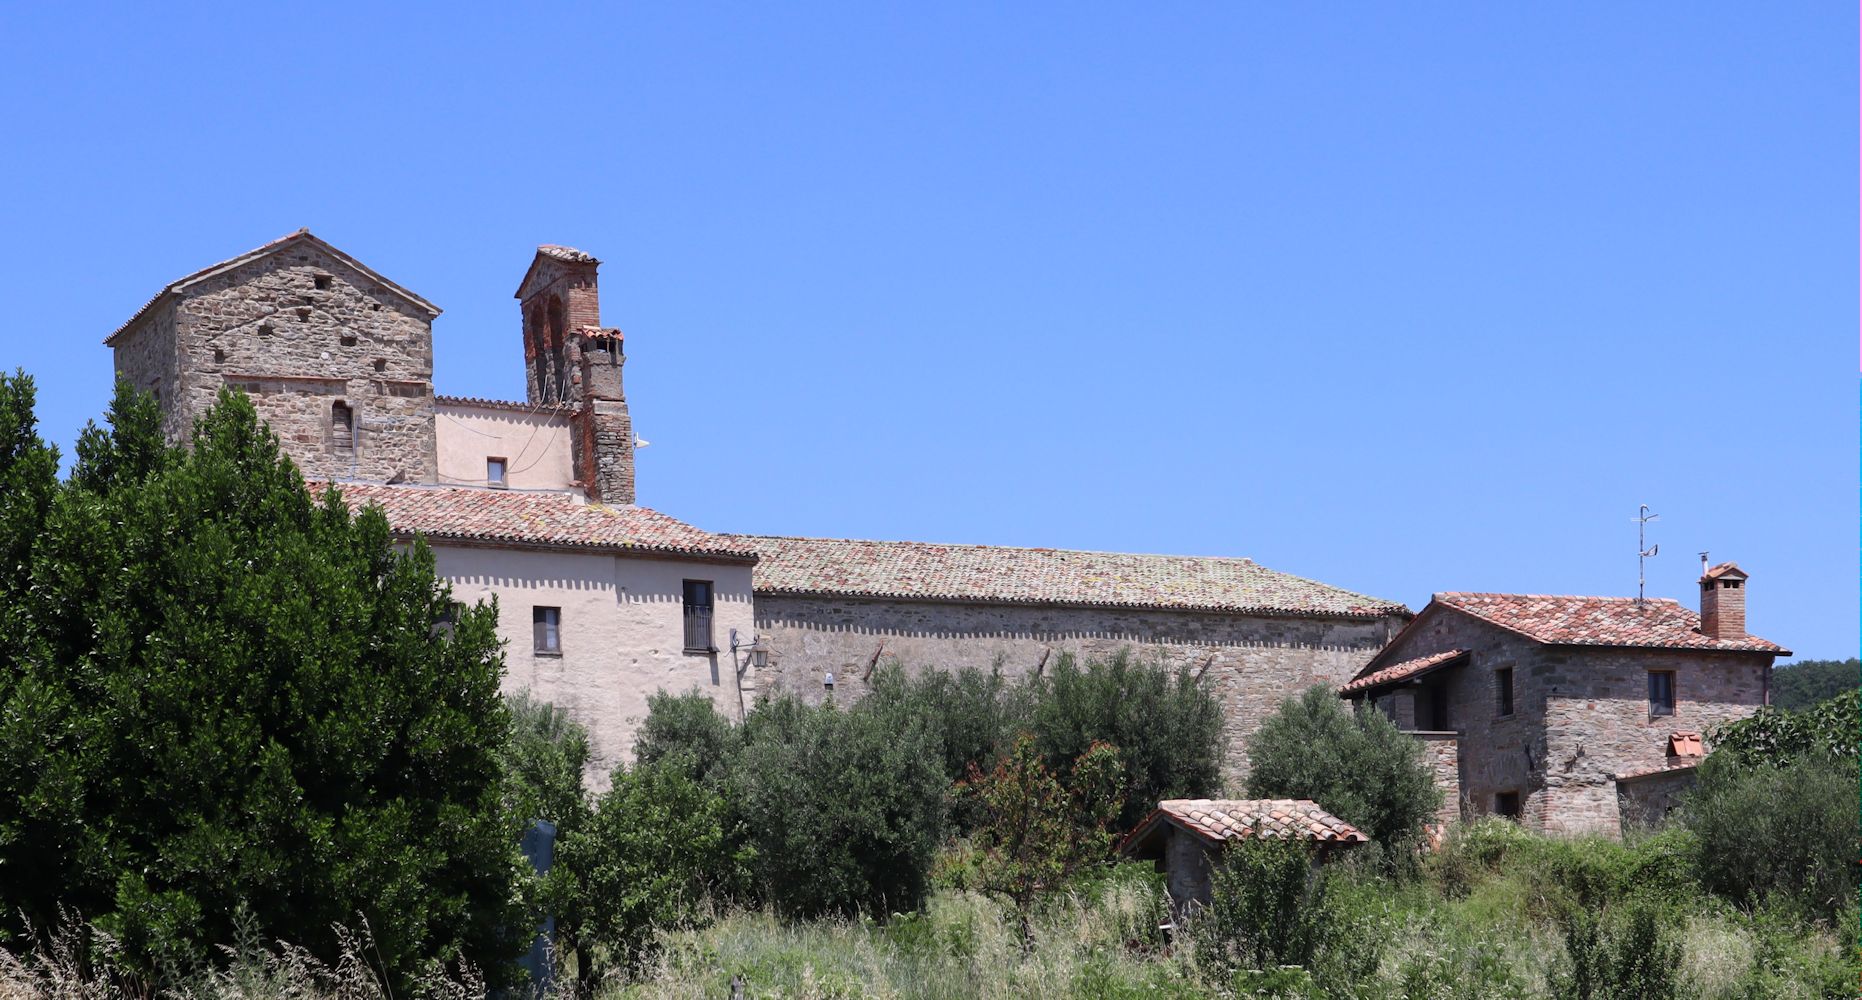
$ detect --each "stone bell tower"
[515,245,635,505]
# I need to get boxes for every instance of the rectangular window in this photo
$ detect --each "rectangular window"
[533,606,561,654]
[1495,791,1521,819]
[487,457,508,488]
[682,580,714,651]
[1649,670,1676,717]
[1496,667,1515,717]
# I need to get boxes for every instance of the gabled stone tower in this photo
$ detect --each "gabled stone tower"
[106,229,441,483]
[515,245,635,505]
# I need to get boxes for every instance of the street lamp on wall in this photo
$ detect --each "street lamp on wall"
[728,628,770,671]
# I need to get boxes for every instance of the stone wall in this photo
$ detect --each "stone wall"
[1616,767,1699,834]
[752,594,1404,786]
[116,242,439,482]
[1537,646,1767,834]
[110,301,185,439]
[1408,731,1462,826]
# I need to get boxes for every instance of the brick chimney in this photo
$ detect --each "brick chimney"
[1698,559,1748,641]
[515,246,635,505]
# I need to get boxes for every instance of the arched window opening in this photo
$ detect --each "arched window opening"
[547,296,568,401]
[331,400,355,457]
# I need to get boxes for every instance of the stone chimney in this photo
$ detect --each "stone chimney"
[1698,560,1748,641]
[515,246,635,505]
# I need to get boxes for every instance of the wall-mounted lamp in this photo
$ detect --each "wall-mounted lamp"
[728,628,770,671]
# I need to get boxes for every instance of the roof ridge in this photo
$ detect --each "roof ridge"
[1439,591,1683,605]
[729,532,1262,563]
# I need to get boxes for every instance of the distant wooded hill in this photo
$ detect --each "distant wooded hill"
[1771,658,1859,711]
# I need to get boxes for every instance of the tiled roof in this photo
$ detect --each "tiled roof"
[537,245,597,263]
[723,535,1409,618]
[1701,561,1746,581]
[1434,593,1788,654]
[315,482,757,562]
[1340,649,1468,695]
[1121,799,1367,855]
[107,229,439,345]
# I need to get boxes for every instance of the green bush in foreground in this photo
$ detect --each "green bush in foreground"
[1246,686,1442,854]
[0,378,523,992]
[733,695,950,918]
[1191,837,1334,978]
[1685,749,1859,925]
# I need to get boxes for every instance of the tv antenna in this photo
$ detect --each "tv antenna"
[1633,504,1660,605]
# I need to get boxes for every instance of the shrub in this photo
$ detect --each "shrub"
[554,758,751,986]
[0,380,522,991]
[730,695,949,917]
[633,688,742,787]
[1685,750,1859,924]
[1707,688,1859,765]
[1555,901,1682,1000]
[1191,837,1333,978]
[503,691,592,829]
[961,736,1124,953]
[1027,651,1225,831]
[1246,685,1442,853]
[866,664,1030,785]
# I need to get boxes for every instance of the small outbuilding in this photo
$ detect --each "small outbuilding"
[1118,798,1367,911]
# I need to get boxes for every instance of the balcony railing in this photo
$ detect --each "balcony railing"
[683,607,713,651]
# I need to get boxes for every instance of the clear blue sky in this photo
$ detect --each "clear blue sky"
[1,4,1853,660]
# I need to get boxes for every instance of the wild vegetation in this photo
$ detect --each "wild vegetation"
[0,375,1852,998]
[1769,657,1858,711]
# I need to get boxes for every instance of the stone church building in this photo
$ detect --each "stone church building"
[106,231,1785,828]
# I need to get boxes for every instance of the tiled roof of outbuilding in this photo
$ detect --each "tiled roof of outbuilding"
[536,245,597,263]
[723,535,1409,618]
[1121,799,1367,855]
[1433,593,1788,654]
[1339,649,1468,695]
[315,482,757,562]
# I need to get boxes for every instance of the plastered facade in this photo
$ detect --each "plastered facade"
[432,543,756,788]
[752,594,1405,785]
[435,400,575,490]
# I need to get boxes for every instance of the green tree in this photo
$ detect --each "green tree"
[633,688,742,787]
[1245,686,1442,854]
[730,695,949,917]
[1769,658,1858,712]
[1028,652,1224,832]
[1706,688,1859,765]
[554,758,751,988]
[0,384,524,991]
[960,736,1124,954]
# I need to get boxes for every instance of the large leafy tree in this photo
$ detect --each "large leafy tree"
[0,381,524,990]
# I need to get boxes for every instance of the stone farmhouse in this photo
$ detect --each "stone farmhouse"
[105,230,1410,785]
[1339,563,1788,834]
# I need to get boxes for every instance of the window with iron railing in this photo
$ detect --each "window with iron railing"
[683,580,714,651]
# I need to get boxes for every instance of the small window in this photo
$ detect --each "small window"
[432,600,466,638]
[330,401,354,454]
[533,606,561,654]
[487,457,508,488]
[1649,671,1676,717]
[314,274,333,290]
[1496,667,1515,717]
[682,580,714,651]
[1495,791,1521,819]
[340,334,358,347]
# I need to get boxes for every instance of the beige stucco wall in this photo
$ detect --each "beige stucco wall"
[432,543,756,788]
[434,401,575,491]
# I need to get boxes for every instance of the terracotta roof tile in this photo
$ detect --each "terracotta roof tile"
[537,245,597,264]
[1435,593,1788,654]
[315,482,756,562]
[1339,649,1469,695]
[723,535,1409,618]
[1123,799,1367,851]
